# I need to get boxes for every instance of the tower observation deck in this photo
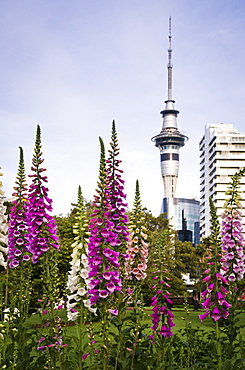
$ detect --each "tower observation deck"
[151,17,188,202]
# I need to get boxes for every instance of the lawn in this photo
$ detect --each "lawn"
[13,307,244,368]
[26,306,245,339]
[139,307,245,337]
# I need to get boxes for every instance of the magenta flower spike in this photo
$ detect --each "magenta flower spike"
[149,229,175,340]
[219,169,245,288]
[199,199,230,323]
[27,125,59,263]
[221,207,245,283]
[0,167,8,269]
[88,125,129,309]
[8,147,30,268]
[105,121,130,254]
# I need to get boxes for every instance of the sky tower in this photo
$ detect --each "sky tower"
[151,17,188,220]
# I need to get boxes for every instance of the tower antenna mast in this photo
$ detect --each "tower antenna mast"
[167,16,173,101]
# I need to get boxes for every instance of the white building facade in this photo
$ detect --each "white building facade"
[199,123,245,238]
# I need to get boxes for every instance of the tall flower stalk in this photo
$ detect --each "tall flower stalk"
[125,180,148,282]
[219,168,245,358]
[28,125,62,367]
[0,167,8,367]
[7,147,30,316]
[105,121,129,261]
[199,198,227,370]
[87,122,130,369]
[88,137,117,369]
[0,167,8,270]
[66,186,93,368]
[220,168,245,288]
[88,128,129,309]
[28,125,59,263]
[88,137,122,309]
[106,121,131,369]
[150,228,175,368]
[67,186,92,320]
[8,147,29,269]
[200,169,245,368]
[8,148,33,362]
[0,166,8,320]
[2,148,34,368]
[123,180,149,368]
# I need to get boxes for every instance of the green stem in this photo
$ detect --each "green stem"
[130,285,143,370]
[185,305,190,368]
[102,312,108,370]
[17,266,24,363]
[215,320,222,370]
[79,301,84,369]
[130,341,137,370]
[159,336,165,369]
[45,252,58,369]
[16,260,31,365]
[114,294,124,370]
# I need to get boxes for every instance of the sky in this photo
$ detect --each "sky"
[1,0,245,216]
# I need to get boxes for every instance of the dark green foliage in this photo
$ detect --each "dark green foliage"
[55,208,77,297]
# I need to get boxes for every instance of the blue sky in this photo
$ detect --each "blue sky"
[1,0,245,216]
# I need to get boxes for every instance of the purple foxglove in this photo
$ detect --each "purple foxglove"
[160,324,173,338]
[202,297,211,309]
[27,126,59,263]
[88,126,129,309]
[199,198,231,322]
[199,311,209,322]
[150,229,175,338]
[221,206,245,282]
[220,170,245,286]
[211,307,221,321]
[0,167,8,268]
[217,291,225,305]
[7,148,30,268]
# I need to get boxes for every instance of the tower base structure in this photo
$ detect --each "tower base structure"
[161,197,200,245]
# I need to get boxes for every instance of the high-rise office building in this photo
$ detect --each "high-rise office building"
[152,18,200,244]
[163,198,200,245]
[199,123,245,238]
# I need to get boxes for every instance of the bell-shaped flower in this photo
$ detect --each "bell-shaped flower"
[66,186,91,320]
[211,307,221,321]
[125,180,148,281]
[27,127,59,264]
[88,126,129,309]
[199,311,210,322]
[7,149,30,268]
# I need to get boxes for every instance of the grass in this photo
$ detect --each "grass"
[3,307,243,368]
[26,306,245,339]
[137,307,245,339]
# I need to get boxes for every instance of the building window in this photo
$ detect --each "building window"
[172,153,179,161]
[161,153,170,161]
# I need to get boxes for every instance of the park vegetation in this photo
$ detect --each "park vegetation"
[0,122,244,369]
